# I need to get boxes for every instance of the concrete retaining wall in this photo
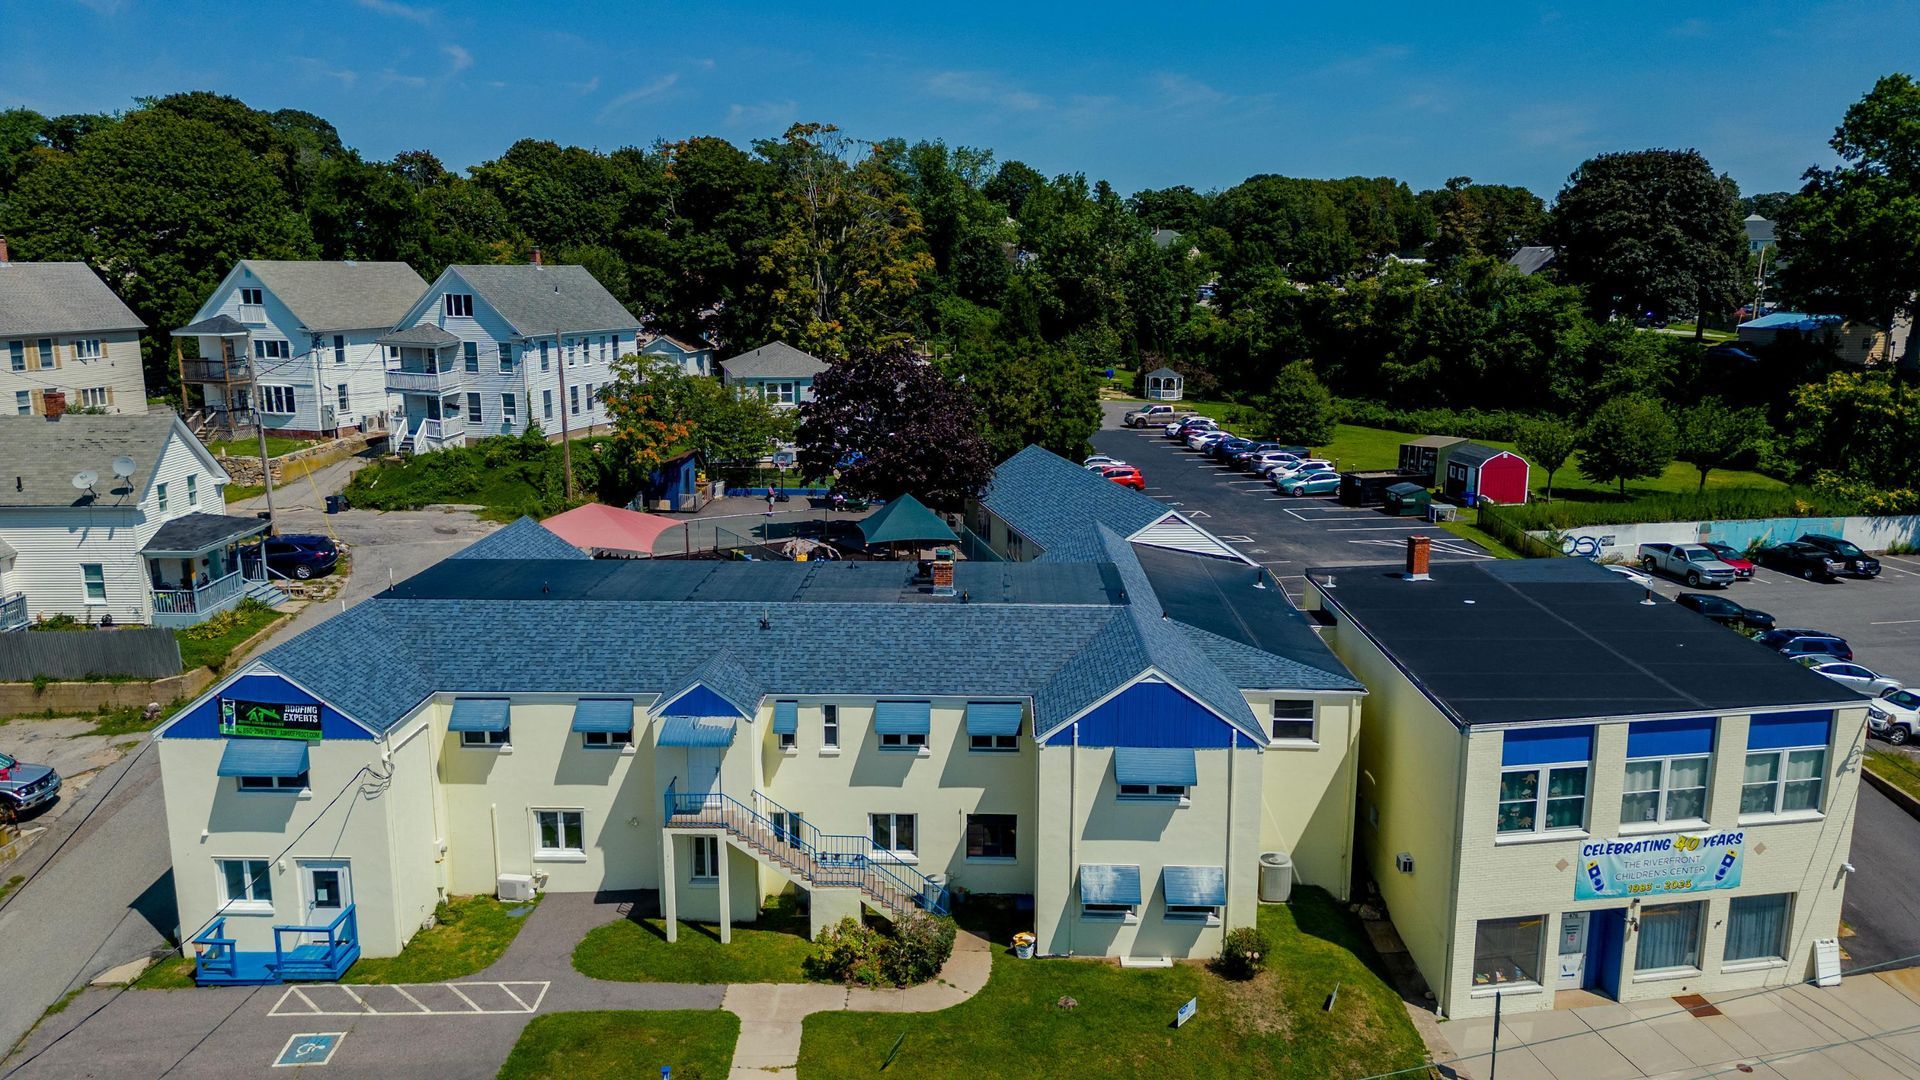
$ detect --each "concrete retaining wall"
[1535,515,1920,559]
[214,432,380,486]
[0,667,215,718]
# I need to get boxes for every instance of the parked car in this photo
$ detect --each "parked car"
[1277,471,1341,496]
[1098,464,1145,490]
[0,751,61,816]
[1794,657,1903,695]
[1868,689,1920,744]
[1756,541,1846,582]
[1231,442,1303,469]
[1775,635,1854,662]
[1755,627,1835,648]
[1123,403,1178,428]
[1248,451,1302,474]
[1211,436,1255,462]
[1673,592,1775,630]
[1166,417,1216,438]
[1797,534,1881,578]
[1637,542,1738,588]
[1082,455,1126,469]
[1699,542,1755,580]
[243,534,340,581]
[1266,458,1334,480]
[1189,431,1231,452]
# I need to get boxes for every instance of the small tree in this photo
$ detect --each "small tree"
[794,342,994,509]
[1675,397,1768,492]
[1259,359,1338,448]
[1577,395,1677,496]
[1515,417,1578,502]
[600,353,698,480]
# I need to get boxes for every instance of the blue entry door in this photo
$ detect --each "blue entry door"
[687,747,722,798]
[1587,908,1628,998]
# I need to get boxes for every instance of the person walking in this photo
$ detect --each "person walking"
[765,490,776,516]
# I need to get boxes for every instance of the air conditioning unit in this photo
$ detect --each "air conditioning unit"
[497,873,537,902]
[1394,852,1415,875]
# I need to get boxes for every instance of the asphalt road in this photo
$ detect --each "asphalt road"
[1842,781,1920,972]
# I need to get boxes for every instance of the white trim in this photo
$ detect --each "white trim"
[1125,510,1258,566]
[1035,667,1266,746]
[155,659,383,739]
[648,683,758,720]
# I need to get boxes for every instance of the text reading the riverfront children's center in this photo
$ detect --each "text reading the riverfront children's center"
[1575,831,1744,900]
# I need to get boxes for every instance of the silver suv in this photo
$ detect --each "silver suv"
[0,751,60,818]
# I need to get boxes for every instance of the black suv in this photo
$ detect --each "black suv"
[1797,534,1880,578]
[1673,592,1775,630]
[1757,541,1845,582]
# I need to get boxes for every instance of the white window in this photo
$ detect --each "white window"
[216,858,273,909]
[880,731,926,750]
[36,338,53,369]
[1636,901,1704,973]
[12,390,27,415]
[7,341,23,371]
[970,733,1017,751]
[690,835,720,881]
[1725,893,1791,964]
[965,814,1016,860]
[1742,747,1826,815]
[1082,901,1135,919]
[534,809,584,857]
[337,384,350,414]
[461,727,510,748]
[253,339,291,360]
[239,287,263,306]
[1118,782,1188,799]
[567,338,577,367]
[238,771,309,792]
[542,389,553,421]
[582,729,631,750]
[502,393,517,425]
[258,385,297,414]
[466,393,482,424]
[763,382,796,405]
[1497,762,1588,835]
[778,728,796,750]
[79,387,110,408]
[569,385,580,415]
[1270,700,1316,743]
[156,481,169,513]
[187,475,199,506]
[72,338,103,361]
[1472,915,1545,988]
[444,293,474,318]
[1621,755,1710,825]
[869,813,916,856]
[539,341,550,371]
[822,704,839,747]
[499,343,515,373]
[463,341,479,372]
[333,334,346,364]
[81,563,105,602]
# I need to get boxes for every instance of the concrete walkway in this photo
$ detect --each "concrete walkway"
[1433,969,1920,1079]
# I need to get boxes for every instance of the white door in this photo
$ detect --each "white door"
[301,860,353,929]
[1557,911,1588,988]
[687,747,722,798]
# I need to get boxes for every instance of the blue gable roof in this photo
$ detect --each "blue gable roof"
[166,670,375,741]
[451,518,588,561]
[979,446,1166,562]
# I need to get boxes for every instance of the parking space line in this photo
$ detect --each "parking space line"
[1326,525,1437,532]
[392,986,432,1013]
[1871,619,1920,626]
[447,985,485,1012]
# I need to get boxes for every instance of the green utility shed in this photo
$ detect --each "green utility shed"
[1384,482,1431,517]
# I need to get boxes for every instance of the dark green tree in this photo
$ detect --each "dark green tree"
[1674,397,1768,492]
[1577,395,1677,495]
[1514,417,1578,501]
[1258,360,1338,447]
[952,338,1101,461]
[1420,176,1547,263]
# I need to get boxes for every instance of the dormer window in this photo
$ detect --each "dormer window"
[444,293,474,318]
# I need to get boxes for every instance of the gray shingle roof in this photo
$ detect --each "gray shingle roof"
[377,323,462,348]
[174,314,249,337]
[449,518,590,562]
[240,261,429,332]
[141,513,268,555]
[1506,246,1557,276]
[720,341,828,380]
[1448,444,1507,467]
[447,264,640,337]
[0,262,145,337]
[980,446,1166,561]
[642,333,712,354]
[0,413,190,508]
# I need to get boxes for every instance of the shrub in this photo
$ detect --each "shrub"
[1492,487,1861,533]
[804,911,958,988]
[882,911,957,986]
[1215,926,1270,980]
[804,918,889,987]
[1334,399,1541,443]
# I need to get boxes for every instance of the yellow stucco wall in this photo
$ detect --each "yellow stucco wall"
[1255,695,1362,900]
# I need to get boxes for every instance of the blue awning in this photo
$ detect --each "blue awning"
[873,701,931,735]
[1627,717,1715,759]
[448,698,510,733]
[571,699,634,734]
[1749,710,1832,751]
[966,702,1023,737]
[1163,865,1227,907]
[1079,864,1143,905]
[772,701,798,735]
[216,738,309,778]
[1114,747,1197,787]
[657,715,737,747]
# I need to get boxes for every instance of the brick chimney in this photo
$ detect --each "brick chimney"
[0,235,9,263]
[1404,534,1431,581]
[531,247,542,266]
[42,389,66,419]
[931,546,956,596]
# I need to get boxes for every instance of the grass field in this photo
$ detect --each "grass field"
[206,436,312,458]
[342,895,537,984]
[498,1010,739,1080]
[175,603,286,673]
[1866,748,1920,803]
[797,888,1426,1079]
[574,906,817,984]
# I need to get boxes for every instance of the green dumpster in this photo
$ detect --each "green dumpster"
[1383,482,1431,517]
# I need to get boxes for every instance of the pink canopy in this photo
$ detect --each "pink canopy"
[541,502,679,558]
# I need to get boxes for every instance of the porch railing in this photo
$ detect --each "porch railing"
[386,368,467,394]
[192,917,237,981]
[180,359,252,383]
[150,568,245,616]
[273,904,359,980]
[0,592,26,632]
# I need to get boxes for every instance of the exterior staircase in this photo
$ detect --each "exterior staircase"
[664,785,950,919]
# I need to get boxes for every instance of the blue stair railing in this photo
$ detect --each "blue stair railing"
[272,903,360,980]
[192,917,237,981]
[664,783,950,916]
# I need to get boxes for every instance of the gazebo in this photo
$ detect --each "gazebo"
[857,494,959,559]
[540,502,680,558]
[1145,367,1184,401]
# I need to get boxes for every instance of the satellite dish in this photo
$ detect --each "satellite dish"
[111,456,137,479]
[71,469,99,491]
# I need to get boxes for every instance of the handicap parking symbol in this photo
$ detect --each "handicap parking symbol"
[274,1032,345,1068]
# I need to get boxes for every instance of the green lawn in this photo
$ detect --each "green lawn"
[342,895,537,984]
[796,888,1427,1079]
[1866,748,1920,803]
[206,435,312,458]
[574,905,817,984]
[499,1011,739,1080]
[132,956,198,989]
[175,603,286,674]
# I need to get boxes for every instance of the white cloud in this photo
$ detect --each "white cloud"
[356,0,433,24]
[597,74,680,122]
[442,44,473,73]
[300,59,360,88]
[924,70,1045,111]
[572,75,601,95]
[1154,72,1230,109]
[725,99,800,127]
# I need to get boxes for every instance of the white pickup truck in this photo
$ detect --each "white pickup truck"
[1638,542,1738,588]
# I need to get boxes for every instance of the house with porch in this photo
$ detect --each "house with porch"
[0,247,149,418]
[718,341,827,409]
[0,412,276,630]
[154,448,1366,985]
[381,262,643,454]
[174,261,428,441]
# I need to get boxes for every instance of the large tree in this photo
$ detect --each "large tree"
[600,353,697,478]
[1549,149,1747,333]
[951,338,1101,462]
[794,343,992,508]
[1515,417,1578,502]
[1577,395,1677,495]
[1674,397,1768,492]
[1258,359,1338,447]
[1777,74,1920,365]
[1420,176,1547,263]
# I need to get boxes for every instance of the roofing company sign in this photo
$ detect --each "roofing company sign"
[220,698,323,741]
[1575,831,1743,901]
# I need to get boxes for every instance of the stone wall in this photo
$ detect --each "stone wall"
[213,432,382,486]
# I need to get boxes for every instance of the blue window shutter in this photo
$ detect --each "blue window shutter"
[448,698,510,733]
[657,715,737,747]
[1080,864,1143,905]
[1626,717,1716,758]
[1162,865,1227,907]
[772,701,798,734]
[216,738,309,778]
[1113,747,1198,787]
[965,702,1022,737]
[1500,726,1593,767]
[1748,711,1832,751]
[873,701,931,735]
[571,699,634,734]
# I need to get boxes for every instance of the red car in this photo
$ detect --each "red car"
[1702,542,1755,580]
[1100,464,1145,490]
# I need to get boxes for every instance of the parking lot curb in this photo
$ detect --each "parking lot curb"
[1861,764,1920,823]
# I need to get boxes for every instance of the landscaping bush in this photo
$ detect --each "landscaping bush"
[1334,399,1540,443]
[804,911,958,988]
[1491,487,1861,533]
[1214,925,1270,980]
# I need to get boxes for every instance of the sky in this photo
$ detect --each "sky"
[3,0,1917,199]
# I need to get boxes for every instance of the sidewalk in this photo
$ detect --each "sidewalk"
[1433,969,1920,1078]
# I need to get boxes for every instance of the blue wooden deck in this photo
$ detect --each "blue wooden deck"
[193,905,360,986]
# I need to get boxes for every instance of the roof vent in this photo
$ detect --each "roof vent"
[759,609,771,630]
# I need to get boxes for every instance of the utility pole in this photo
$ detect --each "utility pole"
[244,331,277,529]
[555,326,573,500]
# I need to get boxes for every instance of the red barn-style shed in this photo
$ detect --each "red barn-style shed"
[1444,444,1529,506]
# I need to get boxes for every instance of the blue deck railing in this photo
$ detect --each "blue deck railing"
[192,917,237,981]
[274,904,360,980]
[665,783,949,916]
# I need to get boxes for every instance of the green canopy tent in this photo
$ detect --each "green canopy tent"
[857,493,959,558]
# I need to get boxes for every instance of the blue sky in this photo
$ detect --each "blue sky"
[3,0,1916,199]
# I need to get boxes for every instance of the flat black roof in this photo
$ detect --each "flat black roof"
[1313,558,1857,727]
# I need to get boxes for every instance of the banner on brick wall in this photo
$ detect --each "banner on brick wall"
[1575,831,1744,900]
